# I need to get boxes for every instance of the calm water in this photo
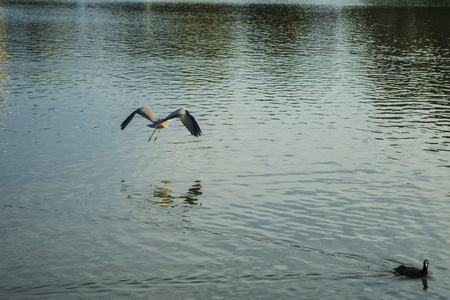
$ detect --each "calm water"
[1,0,449,298]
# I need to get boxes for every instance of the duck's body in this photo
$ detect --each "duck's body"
[394,259,429,278]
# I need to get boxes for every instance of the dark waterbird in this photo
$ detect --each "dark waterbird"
[394,259,429,278]
[121,106,202,142]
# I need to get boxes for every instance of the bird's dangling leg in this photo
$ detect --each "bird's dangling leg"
[148,127,158,142]
[154,128,164,142]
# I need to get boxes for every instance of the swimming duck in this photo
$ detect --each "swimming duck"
[394,259,429,278]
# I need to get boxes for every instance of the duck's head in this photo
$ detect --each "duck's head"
[423,259,429,271]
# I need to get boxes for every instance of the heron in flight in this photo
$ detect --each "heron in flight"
[120,106,202,142]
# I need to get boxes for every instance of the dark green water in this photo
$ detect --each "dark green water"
[1,1,449,298]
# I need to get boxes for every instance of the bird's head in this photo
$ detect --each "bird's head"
[423,259,429,270]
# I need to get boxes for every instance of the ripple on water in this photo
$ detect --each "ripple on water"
[1,2,450,299]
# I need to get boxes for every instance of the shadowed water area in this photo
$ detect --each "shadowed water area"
[1,0,449,298]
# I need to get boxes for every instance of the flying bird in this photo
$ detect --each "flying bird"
[120,106,202,142]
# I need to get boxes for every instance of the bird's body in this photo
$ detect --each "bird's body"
[394,259,429,278]
[120,106,202,142]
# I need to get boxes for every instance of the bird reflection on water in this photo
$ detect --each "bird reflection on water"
[122,180,203,213]
[395,277,429,291]
[152,180,203,207]
[422,278,428,291]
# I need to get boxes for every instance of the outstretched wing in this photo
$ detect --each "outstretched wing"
[120,106,160,130]
[156,108,202,137]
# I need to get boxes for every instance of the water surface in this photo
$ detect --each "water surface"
[1,1,449,298]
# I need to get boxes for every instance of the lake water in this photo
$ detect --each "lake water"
[1,0,449,298]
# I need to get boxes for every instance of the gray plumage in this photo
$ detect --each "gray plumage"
[121,106,202,142]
